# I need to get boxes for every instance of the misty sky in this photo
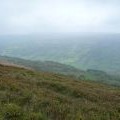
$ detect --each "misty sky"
[0,0,120,35]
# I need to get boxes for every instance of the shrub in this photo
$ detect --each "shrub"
[25,112,47,120]
[75,112,83,120]
[2,103,23,120]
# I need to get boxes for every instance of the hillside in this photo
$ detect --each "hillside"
[0,55,120,86]
[0,56,84,77]
[0,34,120,74]
[0,64,120,120]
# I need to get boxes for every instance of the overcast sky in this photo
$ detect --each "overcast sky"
[0,0,120,35]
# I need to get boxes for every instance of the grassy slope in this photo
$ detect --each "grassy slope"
[0,64,120,120]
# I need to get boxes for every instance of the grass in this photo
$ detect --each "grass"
[0,64,120,120]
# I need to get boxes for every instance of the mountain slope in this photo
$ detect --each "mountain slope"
[0,55,84,77]
[0,55,120,86]
[0,64,120,120]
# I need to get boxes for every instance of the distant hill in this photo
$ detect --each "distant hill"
[0,34,120,75]
[0,64,119,120]
[0,55,84,77]
[0,55,120,86]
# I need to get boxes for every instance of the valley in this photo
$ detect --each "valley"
[0,34,120,75]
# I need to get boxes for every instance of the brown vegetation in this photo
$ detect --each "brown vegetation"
[0,64,120,120]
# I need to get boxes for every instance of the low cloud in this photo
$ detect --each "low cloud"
[0,0,120,34]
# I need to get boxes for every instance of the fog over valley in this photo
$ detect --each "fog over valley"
[0,34,120,75]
